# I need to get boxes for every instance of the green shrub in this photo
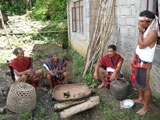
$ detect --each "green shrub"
[32,52,41,60]
[83,73,100,88]
[72,50,84,75]
[31,22,68,48]
[31,0,67,21]
[0,0,35,15]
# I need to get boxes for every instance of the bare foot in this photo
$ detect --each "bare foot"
[39,87,48,92]
[136,107,149,115]
[48,89,53,94]
[133,98,144,104]
[97,83,105,89]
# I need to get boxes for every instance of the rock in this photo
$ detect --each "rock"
[0,87,4,96]
[0,107,5,114]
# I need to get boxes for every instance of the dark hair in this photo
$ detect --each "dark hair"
[13,47,23,55]
[108,44,116,51]
[140,10,155,20]
[50,51,58,57]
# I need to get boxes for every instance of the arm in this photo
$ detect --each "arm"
[14,69,31,76]
[138,22,158,48]
[138,31,157,48]
[57,67,66,74]
[94,62,101,80]
[110,60,123,81]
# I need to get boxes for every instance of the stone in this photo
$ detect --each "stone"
[0,107,5,114]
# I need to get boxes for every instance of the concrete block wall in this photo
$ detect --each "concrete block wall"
[109,0,141,79]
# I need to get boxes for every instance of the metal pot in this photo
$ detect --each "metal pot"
[110,78,130,100]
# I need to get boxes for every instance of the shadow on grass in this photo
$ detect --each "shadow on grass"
[31,21,68,49]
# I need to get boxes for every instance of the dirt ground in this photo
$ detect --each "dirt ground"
[0,14,160,120]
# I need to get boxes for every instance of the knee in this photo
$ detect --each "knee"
[47,74,51,80]
[21,74,27,81]
[63,72,68,77]
[145,86,151,91]
[99,67,106,75]
[38,69,43,76]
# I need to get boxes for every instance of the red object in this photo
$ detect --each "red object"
[9,57,36,88]
[99,54,123,69]
[53,80,61,87]
[104,72,113,88]
[131,54,149,86]
[9,57,32,72]
[147,0,149,10]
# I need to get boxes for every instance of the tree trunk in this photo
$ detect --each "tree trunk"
[22,0,32,10]
[60,96,100,118]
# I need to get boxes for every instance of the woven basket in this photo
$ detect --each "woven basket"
[6,82,36,113]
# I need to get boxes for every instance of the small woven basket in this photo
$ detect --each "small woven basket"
[6,82,36,113]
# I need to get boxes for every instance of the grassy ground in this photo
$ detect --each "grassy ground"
[0,14,160,120]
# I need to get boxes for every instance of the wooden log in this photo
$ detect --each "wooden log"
[54,99,87,111]
[60,96,100,118]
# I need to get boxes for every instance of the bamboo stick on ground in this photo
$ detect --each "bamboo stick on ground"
[60,96,100,118]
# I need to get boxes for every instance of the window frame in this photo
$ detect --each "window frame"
[71,1,83,34]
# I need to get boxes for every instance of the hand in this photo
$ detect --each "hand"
[94,72,98,80]
[110,72,117,81]
[31,69,35,75]
[138,21,144,32]
[53,71,57,76]
[48,71,54,76]
[25,69,32,75]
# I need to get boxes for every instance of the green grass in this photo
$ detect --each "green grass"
[33,108,46,120]
[32,52,41,60]
[19,110,32,120]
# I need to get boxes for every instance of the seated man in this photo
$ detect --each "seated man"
[9,47,47,91]
[94,45,123,88]
[43,51,68,93]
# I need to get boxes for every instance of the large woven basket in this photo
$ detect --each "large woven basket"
[53,83,91,101]
[6,82,36,113]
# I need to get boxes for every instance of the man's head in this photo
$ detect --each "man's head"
[13,47,24,60]
[50,51,58,62]
[139,10,155,29]
[107,45,116,57]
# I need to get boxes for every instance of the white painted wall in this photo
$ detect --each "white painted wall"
[67,0,90,57]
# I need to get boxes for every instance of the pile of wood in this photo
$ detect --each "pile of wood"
[54,96,100,118]
[83,0,115,76]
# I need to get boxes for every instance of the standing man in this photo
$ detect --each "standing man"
[43,51,68,93]
[9,47,47,91]
[94,45,123,88]
[131,10,159,115]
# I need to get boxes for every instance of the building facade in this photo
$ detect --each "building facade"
[67,0,160,99]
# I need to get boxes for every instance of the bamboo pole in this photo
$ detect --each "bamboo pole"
[0,10,12,48]
[83,0,115,76]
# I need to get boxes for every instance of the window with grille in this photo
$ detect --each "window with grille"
[72,1,83,34]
